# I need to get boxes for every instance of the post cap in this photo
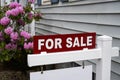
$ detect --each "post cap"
[98,35,112,41]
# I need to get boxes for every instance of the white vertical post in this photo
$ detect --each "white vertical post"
[30,4,35,36]
[1,0,5,6]
[6,0,11,4]
[96,35,112,80]
[1,0,11,6]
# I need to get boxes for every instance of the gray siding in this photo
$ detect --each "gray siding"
[35,0,120,80]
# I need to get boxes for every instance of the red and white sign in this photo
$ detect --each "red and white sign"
[34,33,96,54]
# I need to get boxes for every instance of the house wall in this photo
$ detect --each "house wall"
[35,0,120,80]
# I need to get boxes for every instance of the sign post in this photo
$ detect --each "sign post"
[28,33,119,80]
[96,36,112,80]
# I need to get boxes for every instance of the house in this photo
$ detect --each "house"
[1,0,120,80]
[35,0,120,80]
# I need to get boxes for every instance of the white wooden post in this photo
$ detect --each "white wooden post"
[96,35,112,80]
[5,0,11,4]
[30,4,35,36]
[0,0,13,6]
[0,0,2,6]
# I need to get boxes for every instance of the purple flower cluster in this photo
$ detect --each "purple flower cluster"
[0,17,10,26]
[34,12,42,21]
[9,2,21,9]
[4,27,13,35]
[24,42,33,50]
[28,0,35,3]
[10,32,18,40]
[34,13,42,18]
[20,31,31,39]
[6,6,24,17]
[5,43,17,50]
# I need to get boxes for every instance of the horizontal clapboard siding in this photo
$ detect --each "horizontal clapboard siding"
[111,72,120,80]
[37,1,120,13]
[36,19,120,39]
[35,0,120,80]
[43,14,120,26]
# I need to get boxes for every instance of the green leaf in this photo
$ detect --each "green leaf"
[1,42,5,48]
[5,56,9,61]
[0,25,4,31]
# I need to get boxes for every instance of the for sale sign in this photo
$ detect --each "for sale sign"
[34,33,96,54]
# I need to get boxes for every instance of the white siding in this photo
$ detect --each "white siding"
[35,0,120,80]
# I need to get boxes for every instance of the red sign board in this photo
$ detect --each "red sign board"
[34,33,96,54]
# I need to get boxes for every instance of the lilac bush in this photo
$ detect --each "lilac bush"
[0,1,42,62]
